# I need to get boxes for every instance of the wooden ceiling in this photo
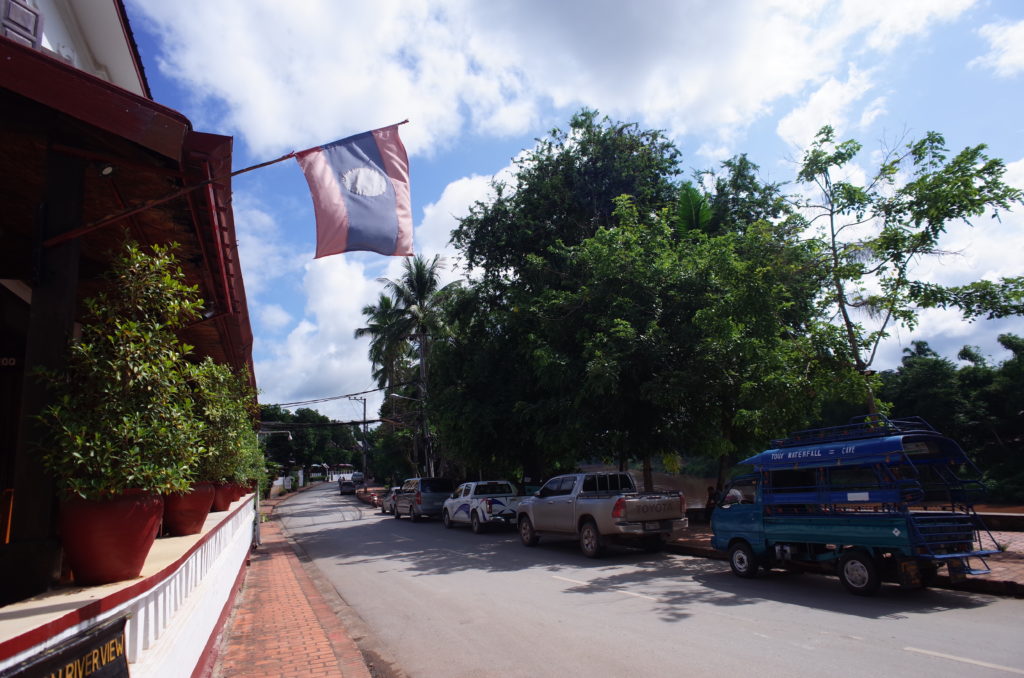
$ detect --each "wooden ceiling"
[1,38,253,381]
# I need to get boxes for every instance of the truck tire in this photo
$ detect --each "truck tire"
[579,519,604,558]
[519,515,539,546]
[442,510,453,529]
[471,511,485,534]
[728,542,758,578]
[838,550,881,596]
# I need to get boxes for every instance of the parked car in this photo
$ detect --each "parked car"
[442,480,523,533]
[517,472,686,557]
[394,477,455,521]
[338,480,356,495]
[380,487,401,514]
[712,415,1000,596]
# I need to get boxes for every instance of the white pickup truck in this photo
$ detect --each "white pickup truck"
[517,472,686,557]
[441,480,524,533]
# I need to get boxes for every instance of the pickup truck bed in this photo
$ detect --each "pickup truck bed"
[517,472,687,557]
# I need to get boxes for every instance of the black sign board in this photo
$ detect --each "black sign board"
[1,615,129,677]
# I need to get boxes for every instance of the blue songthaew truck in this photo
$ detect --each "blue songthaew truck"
[711,415,1000,595]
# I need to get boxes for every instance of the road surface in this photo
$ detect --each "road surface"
[277,483,1024,678]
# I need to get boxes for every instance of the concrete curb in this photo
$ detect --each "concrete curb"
[665,542,1024,598]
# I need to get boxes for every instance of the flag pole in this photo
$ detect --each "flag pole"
[43,119,410,248]
[43,151,296,247]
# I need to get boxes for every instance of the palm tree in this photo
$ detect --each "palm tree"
[355,294,409,392]
[359,255,459,475]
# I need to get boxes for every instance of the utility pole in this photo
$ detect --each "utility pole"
[348,396,368,481]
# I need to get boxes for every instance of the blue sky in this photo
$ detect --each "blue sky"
[126,0,1024,422]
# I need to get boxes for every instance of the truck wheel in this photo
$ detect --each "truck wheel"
[471,511,485,534]
[838,550,881,596]
[579,520,604,558]
[728,542,758,578]
[519,515,539,546]
[442,510,453,529]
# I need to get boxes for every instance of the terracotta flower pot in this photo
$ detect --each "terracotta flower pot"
[58,490,163,585]
[163,482,215,536]
[211,483,234,511]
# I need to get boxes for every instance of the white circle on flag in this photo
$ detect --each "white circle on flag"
[342,167,388,197]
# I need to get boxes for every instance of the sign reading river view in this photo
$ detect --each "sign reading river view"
[1,616,128,678]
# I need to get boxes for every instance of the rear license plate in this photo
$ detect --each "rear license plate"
[644,521,660,531]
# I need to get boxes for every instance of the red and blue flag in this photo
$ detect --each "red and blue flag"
[295,124,413,257]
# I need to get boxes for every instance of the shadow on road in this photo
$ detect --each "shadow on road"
[277,484,995,623]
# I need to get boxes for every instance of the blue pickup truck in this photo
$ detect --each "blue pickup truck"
[711,415,1000,595]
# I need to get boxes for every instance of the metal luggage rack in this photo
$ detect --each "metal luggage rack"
[772,415,938,449]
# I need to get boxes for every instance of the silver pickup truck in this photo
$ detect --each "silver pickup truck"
[516,472,687,557]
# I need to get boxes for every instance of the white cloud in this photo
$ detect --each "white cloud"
[258,304,292,331]
[776,65,876,151]
[416,173,497,277]
[253,255,384,417]
[833,0,975,53]
[233,194,307,296]
[131,0,976,157]
[972,19,1024,77]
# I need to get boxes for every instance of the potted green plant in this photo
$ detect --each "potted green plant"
[39,241,205,584]
[189,357,261,513]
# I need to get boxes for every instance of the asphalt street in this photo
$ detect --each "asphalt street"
[278,483,1024,678]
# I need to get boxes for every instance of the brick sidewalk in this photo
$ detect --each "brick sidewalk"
[211,491,372,678]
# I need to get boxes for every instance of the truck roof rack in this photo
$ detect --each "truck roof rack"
[772,415,938,449]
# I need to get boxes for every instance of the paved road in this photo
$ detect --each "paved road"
[279,483,1024,678]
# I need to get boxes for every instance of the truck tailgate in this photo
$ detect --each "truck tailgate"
[622,494,682,522]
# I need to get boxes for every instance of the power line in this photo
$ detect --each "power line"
[272,382,412,409]
[260,418,387,428]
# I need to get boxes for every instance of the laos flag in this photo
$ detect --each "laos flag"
[295,124,413,257]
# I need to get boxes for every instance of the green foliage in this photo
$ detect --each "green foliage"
[258,404,359,470]
[39,241,205,500]
[879,335,1024,502]
[356,254,460,475]
[797,125,1023,409]
[434,111,860,484]
[191,358,261,484]
[451,108,681,278]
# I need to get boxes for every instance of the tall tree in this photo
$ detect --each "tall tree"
[451,108,681,281]
[796,126,1022,411]
[374,254,460,475]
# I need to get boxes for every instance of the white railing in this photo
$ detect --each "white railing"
[0,495,256,677]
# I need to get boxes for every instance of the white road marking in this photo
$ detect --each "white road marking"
[904,647,1024,675]
[551,575,659,601]
[552,576,588,586]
